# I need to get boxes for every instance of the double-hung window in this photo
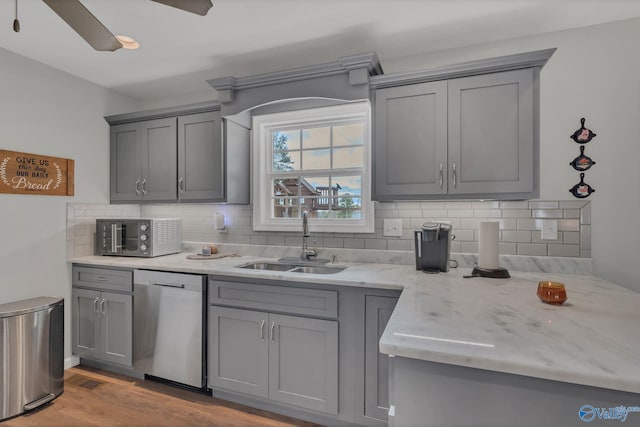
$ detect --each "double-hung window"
[252,102,374,233]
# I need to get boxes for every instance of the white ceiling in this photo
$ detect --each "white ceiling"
[2,0,640,101]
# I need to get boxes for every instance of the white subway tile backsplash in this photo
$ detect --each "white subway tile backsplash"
[517,243,548,256]
[499,201,529,209]
[532,209,564,219]
[67,200,591,262]
[548,244,580,257]
[502,230,532,243]
[529,201,559,209]
[473,209,501,218]
[502,209,531,218]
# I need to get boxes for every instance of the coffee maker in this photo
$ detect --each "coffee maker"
[414,222,453,273]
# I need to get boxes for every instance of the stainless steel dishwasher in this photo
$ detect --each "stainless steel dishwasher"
[133,270,207,391]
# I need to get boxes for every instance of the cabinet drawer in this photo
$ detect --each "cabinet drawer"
[72,266,133,293]
[210,279,337,318]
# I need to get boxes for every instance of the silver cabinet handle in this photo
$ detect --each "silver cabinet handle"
[260,320,265,340]
[452,163,457,189]
[178,177,185,193]
[100,297,106,315]
[95,276,107,281]
[141,179,147,195]
[270,321,276,342]
[439,163,444,189]
[93,297,100,314]
[135,179,141,196]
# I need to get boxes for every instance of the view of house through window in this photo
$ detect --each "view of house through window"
[253,102,373,233]
[272,122,364,220]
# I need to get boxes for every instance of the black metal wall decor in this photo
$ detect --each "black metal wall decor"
[570,145,596,171]
[570,117,596,143]
[569,173,595,198]
[568,117,596,198]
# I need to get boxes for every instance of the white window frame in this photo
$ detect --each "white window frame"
[252,101,374,233]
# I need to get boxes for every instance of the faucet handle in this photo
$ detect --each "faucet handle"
[331,254,338,264]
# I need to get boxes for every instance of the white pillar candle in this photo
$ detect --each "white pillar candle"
[478,221,499,270]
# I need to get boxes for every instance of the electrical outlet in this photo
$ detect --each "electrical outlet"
[541,220,558,240]
[383,219,403,237]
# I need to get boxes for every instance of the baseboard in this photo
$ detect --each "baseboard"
[64,355,80,370]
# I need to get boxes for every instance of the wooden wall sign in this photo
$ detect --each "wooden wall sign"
[0,149,74,196]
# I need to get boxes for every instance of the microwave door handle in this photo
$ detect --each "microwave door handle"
[111,224,118,253]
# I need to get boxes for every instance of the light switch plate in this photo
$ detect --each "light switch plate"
[383,219,403,237]
[541,220,558,240]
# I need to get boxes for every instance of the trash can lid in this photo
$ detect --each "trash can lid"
[0,297,63,318]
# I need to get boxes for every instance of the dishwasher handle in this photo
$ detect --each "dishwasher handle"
[152,282,186,289]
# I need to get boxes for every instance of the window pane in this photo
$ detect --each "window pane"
[272,178,299,197]
[273,150,299,171]
[336,197,362,219]
[333,123,364,147]
[332,176,361,197]
[302,149,330,170]
[273,130,300,150]
[273,197,300,218]
[302,127,330,149]
[315,209,336,219]
[333,146,364,169]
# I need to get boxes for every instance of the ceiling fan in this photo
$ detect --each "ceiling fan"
[18,0,213,51]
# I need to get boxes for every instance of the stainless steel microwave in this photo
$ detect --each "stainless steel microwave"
[95,218,182,257]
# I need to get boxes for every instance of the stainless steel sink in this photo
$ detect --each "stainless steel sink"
[289,266,346,275]
[237,262,294,271]
[236,261,346,274]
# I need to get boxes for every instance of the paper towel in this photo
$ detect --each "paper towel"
[478,221,499,269]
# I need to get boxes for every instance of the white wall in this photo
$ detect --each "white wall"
[380,18,640,291]
[0,47,139,360]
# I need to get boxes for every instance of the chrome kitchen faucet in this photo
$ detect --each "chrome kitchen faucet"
[301,210,318,261]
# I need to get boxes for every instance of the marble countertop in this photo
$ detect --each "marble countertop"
[70,253,640,394]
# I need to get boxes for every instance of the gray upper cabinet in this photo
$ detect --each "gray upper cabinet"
[371,48,555,200]
[177,111,223,201]
[374,81,448,199]
[110,117,177,202]
[448,69,533,196]
[107,103,249,204]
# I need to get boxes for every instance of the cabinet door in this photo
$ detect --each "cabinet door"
[374,81,448,200]
[71,288,100,359]
[139,117,177,201]
[99,292,133,366]
[110,122,142,202]
[209,306,269,398]
[364,295,398,422]
[448,68,534,195]
[178,111,224,202]
[268,313,338,414]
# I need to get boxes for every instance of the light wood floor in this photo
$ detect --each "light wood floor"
[4,365,323,427]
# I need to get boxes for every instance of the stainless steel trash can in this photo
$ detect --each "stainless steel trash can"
[0,297,64,421]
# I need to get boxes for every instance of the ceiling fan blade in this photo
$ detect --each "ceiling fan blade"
[151,0,213,16]
[42,0,122,51]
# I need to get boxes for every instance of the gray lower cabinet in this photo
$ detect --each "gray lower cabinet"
[209,305,338,414]
[363,295,398,424]
[110,117,177,202]
[71,288,133,367]
[373,68,536,200]
[71,265,133,367]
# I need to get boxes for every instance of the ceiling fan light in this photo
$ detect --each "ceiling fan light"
[116,35,140,50]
